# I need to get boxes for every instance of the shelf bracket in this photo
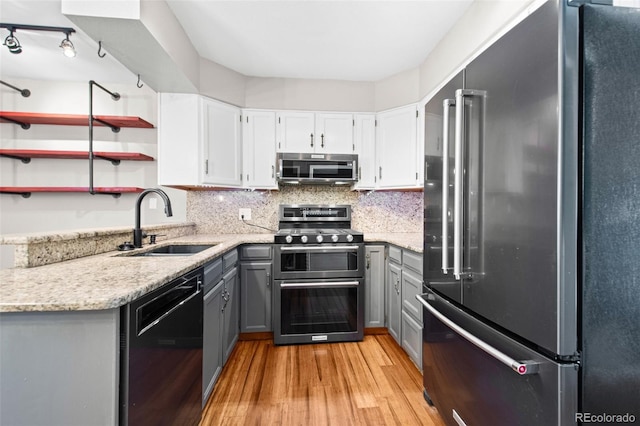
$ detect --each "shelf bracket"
[94,155,121,166]
[0,189,31,198]
[89,80,121,195]
[0,116,31,130]
[0,153,31,163]
[92,117,120,133]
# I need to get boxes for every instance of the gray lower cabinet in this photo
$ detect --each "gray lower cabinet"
[400,249,423,370]
[239,245,273,333]
[203,279,224,406]
[365,245,386,328]
[222,266,239,364]
[387,261,402,344]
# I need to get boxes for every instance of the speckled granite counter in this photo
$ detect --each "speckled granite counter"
[365,233,423,253]
[0,232,422,313]
[0,234,273,313]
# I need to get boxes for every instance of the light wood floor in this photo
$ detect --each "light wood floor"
[200,334,445,425]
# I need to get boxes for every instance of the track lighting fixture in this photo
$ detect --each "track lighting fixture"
[0,23,76,57]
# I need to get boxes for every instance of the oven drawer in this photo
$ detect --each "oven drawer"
[274,244,364,280]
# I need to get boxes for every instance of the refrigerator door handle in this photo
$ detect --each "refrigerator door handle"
[442,98,455,274]
[416,293,541,375]
[453,89,487,280]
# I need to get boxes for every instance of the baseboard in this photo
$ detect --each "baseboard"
[239,332,273,341]
[365,327,389,335]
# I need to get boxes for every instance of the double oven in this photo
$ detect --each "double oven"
[273,205,364,345]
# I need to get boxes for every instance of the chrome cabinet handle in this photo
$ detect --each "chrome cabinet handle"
[416,294,540,375]
[379,166,382,179]
[321,133,324,148]
[271,165,275,178]
[310,133,314,147]
[266,271,270,286]
[366,253,371,269]
[442,99,455,274]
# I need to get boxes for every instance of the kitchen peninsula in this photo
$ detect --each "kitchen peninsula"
[0,224,421,425]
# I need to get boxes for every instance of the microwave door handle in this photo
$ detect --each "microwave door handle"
[442,99,455,274]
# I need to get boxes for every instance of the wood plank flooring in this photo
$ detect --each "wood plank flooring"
[200,334,445,425]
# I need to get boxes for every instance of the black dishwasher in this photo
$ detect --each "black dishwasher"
[120,267,203,426]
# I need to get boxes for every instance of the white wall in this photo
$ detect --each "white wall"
[0,78,186,235]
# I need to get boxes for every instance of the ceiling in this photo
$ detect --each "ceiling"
[0,0,474,85]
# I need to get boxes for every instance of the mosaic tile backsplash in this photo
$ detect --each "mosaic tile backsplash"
[187,186,424,235]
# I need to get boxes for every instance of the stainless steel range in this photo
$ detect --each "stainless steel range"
[273,204,364,345]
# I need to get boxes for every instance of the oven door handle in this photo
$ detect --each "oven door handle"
[280,281,360,288]
[278,245,361,252]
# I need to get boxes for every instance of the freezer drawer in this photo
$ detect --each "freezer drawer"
[419,291,577,426]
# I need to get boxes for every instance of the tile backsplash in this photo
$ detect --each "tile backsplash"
[187,186,423,234]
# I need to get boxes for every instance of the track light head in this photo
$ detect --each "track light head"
[60,35,76,58]
[3,31,22,54]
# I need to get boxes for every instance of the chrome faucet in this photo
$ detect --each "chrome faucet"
[133,188,173,248]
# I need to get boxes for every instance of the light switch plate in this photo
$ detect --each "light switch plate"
[239,208,251,220]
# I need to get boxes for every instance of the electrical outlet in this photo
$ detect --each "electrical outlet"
[239,208,252,220]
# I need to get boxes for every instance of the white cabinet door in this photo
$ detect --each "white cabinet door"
[276,111,315,153]
[202,98,243,187]
[314,113,354,154]
[354,114,376,189]
[157,93,201,186]
[242,110,277,189]
[376,104,420,189]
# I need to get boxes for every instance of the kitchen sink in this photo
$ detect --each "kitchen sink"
[127,244,217,256]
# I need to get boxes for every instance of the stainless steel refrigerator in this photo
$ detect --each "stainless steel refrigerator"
[420,1,640,425]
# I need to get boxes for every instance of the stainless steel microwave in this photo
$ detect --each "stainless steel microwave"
[276,153,358,185]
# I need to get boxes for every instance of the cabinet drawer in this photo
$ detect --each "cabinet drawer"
[403,250,423,275]
[223,250,238,271]
[204,258,223,293]
[240,245,272,260]
[401,310,423,370]
[388,246,402,264]
[401,269,423,322]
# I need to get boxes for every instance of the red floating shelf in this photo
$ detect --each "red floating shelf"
[0,111,154,129]
[0,187,145,198]
[0,149,154,163]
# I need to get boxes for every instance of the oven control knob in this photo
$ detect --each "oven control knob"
[316,234,324,243]
[346,234,354,243]
[300,235,308,244]
[285,235,293,244]
[331,234,339,243]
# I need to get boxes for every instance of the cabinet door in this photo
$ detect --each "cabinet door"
[315,113,354,154]
[240,262,272,332]
[222,267,239,365]
[354,114,376,189]
[387,261,402,344]
[203,281,224,406]
[242,110,277,189]
[158,93,200,186]
[401,310,422,370]
[276,112,315,153]
[365,245,386,328]
[202,98,242,186]
[401,269,422,323]
[376,104,419,188]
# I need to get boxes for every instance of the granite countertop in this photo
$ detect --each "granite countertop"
[0,234,272,313]
[0,232,421,313]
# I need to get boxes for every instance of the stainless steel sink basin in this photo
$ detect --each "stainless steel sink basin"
[128,244,216,256]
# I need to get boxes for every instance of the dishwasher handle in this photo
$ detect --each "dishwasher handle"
[416,293,540,375]
[136,275,202,336]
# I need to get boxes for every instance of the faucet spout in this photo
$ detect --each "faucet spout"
[133,188,173,248]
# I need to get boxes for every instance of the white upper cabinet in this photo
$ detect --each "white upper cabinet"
[276,111,354,154]
[201,97,243,187]
[242,110,277,189]
[353,114,377,189]
[157,93,242,188]
[314,113,355,154]
[376,104,420,189]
